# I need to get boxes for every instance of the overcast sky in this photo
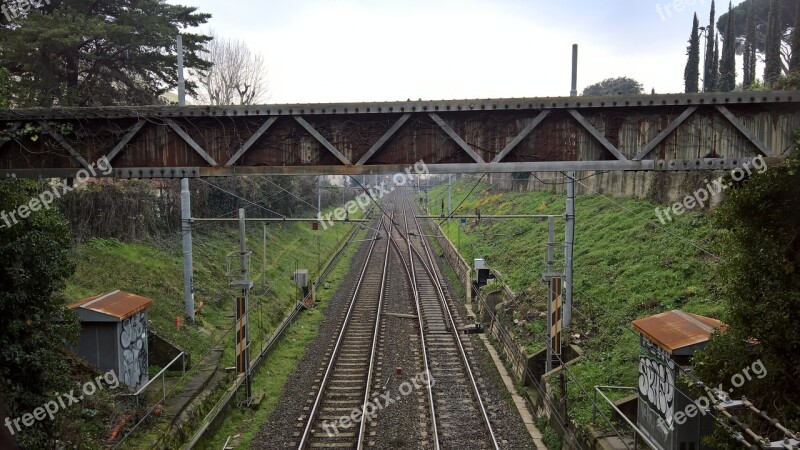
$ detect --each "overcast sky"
[169,0,747,104]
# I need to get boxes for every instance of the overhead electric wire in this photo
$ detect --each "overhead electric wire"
[196,178,286,218]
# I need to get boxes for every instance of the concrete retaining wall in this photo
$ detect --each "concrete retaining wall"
[484,170,728,208]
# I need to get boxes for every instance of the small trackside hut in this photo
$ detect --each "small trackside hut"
[67,290,152,389]
[632,310,725,450]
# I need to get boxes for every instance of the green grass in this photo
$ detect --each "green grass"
[62,207,365,446]
[65,210,359,361]
[427,178,722,430]
[200,226,366,448]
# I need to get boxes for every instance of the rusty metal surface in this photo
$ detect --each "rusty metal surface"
[1,91,797,177]
[2,91,797,120]
[632,310,726,354]
[68,290,153,320]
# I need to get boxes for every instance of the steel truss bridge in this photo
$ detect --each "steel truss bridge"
[0,91,798,178]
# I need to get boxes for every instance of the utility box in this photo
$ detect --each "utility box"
[292,269,309,288]
[474,258,491,287]
[68,290,152,389]
[631,310,725,450]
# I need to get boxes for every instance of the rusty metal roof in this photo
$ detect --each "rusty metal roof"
[632,310,726,355]
[68,290,152,320]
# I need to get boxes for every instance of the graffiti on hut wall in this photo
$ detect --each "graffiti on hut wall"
[120,312,148,388]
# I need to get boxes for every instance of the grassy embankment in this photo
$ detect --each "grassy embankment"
[427,178,722,427]
[63,207,366,445]
[200,226,366,448]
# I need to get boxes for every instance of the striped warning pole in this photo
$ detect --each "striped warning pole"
[234,293,253,402]
[550,276,563,360]
[546,276,563,372]
[233,209,253,404]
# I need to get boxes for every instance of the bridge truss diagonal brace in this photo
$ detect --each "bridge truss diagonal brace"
[166,119,219,167]
[294,116,352,165]
[38,121,91,169]
[493,111,550,163]
[225,117,278,167]
[715,105,770,157]
[633,106,697,161]
[429,112,484,163]
[568,110,628,161]
[356,113,411,165]
[104,120,146,163]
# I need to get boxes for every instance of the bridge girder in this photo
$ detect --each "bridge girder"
[0,91,798,178]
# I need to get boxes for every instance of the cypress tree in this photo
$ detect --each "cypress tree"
[719,2,737,91]
[790,0,800,72]
[709,33,720,91]
[764,0,783,84]
[685,13,701,93]
[703,0,717,91]
[743,0,757,87]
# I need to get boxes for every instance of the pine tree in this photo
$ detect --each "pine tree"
[685,13,701,93]
[703,0,717,91]
[719,2,737,91]
[743,0,757,87]
[0,1,212,107]
[764,0,783,84]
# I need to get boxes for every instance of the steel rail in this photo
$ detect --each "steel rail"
[394,199,441,450]
[404,193,501,450]
[297,213,387,449]
[182,207,374,450]
[355,210,393,450]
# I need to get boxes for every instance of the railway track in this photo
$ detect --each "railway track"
[396,191,500,450]
[297,192,499,449]
[297,213,391,449]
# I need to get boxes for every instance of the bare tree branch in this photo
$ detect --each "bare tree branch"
[192,32,269,105]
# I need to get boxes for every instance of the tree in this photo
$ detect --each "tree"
[710,33,720,90]
[193,33,269,105]
[0,1,212,107]
[790,0,800,72]
[0,68,9,108]
[718,0,797,74]
[764,0,783,84]
[718,2,737,91]
[581,77,644,96]
[685,14,701,93]
[743,0,757,87]
[704,0,717,91]
[0,180,80,448]
[693,140,800,448]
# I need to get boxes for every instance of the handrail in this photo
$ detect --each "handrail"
[593,386,657,450]
[118,351,187,405]
[138,352,186,396]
